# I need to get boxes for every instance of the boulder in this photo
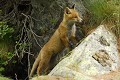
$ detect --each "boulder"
[48,25,120,80]
[31,76,74,80]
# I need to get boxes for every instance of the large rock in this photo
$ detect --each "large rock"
[31,76,74,80]
[48,25,120,80]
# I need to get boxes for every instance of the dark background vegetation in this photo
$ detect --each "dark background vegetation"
[0,0,119,79]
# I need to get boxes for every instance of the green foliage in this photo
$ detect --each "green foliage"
[0,51,14,74]
[83,0,118,25]
[0,22,14,40]
[0,68,4,74]
[50,18,57,25]
[0,76,11,80]
[110,0,120,37]
[0,21,15,75]
[83,0,120,37]
[17,42,32,53]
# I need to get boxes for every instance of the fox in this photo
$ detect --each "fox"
[29,4,82,77]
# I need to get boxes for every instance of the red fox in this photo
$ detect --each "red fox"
[29,4,82,77]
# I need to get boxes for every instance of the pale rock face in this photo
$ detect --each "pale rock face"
[31,76,74,80]
[49,25,120,80]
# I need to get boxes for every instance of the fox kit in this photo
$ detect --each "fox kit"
[29,4,82,77]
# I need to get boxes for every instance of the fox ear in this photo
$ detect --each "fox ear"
[71,4,75,9]
[65,7,71,14]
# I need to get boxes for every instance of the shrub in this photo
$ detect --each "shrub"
[0,22,14,40]
[0,22,14,75]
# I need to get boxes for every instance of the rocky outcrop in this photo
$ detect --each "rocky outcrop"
[31,76,74,80]
[48,25,120,80]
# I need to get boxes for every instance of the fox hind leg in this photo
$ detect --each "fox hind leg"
[37,54,52,76]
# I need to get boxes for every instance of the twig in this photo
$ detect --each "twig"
[15,73,18,80]
[15,26,24,57]
[28,46,30,78]
[29,17,42,48]
[21,13,29,19]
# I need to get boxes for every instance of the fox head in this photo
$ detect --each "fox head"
[63,4,82,24]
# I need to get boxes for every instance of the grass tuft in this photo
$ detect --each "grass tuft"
[83,0,120,38]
